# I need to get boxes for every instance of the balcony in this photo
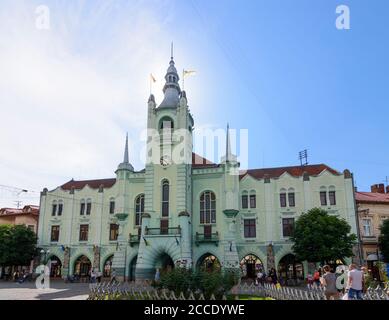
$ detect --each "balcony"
[195,231,219,246]
[128,233,140,247]
[144,226,181,236]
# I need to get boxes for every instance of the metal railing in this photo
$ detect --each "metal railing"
[195,231,219,246]
[145,226,181,236]
[128,234,140,246]
[88,281,389,300]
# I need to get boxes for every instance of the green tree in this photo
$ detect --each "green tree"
[0,224,37,267]
[379,219,389,263]
[291,208,357,264]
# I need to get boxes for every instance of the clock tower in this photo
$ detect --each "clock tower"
[135,53,194,280]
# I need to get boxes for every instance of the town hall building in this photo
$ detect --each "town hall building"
[37,54,359,283]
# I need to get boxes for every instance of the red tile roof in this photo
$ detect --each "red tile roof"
[355,191,389,204]
[240,164,340,180]
[60,178,117,190]
[192,152,218,168]
[0,205,39,216]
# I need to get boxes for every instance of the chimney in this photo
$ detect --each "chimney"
[371,183,385,193]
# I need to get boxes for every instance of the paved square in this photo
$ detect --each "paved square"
[0,280,90,300]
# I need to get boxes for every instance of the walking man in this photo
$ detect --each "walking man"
[347,264,364,300]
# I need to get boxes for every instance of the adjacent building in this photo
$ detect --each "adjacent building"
[0,205,39,233]
[37,55,359,283]
[356,184,389,278]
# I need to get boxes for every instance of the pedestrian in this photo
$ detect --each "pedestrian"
[90,269,96,283]
[154,268,160,282]
[307,273,314,288]
[110,268,117,284]
[320,265,339,300]
[256,270,263,286]
[347,264,364,300]
[313,268,321,287]
[269,268,278,285]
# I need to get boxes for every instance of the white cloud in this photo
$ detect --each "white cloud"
[0,0,178,207]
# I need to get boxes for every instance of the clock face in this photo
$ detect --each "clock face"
[160,155,171,167]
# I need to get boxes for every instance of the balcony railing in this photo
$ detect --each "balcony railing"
[144,226,181,236]
[195,231,219,246]
[128,233,140,247]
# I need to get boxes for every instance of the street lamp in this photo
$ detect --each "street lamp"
[40,249,50,264]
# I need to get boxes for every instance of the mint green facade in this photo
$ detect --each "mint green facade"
[37,57,358,282]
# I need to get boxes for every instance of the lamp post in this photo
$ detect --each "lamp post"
[376,248,381,283]
[40,249,50,265]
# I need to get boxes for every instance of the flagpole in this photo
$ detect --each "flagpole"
[182,69,185,90]
[149,74,152,95]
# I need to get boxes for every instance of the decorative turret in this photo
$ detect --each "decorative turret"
[116,133,134,172]
[158,47,181,109]
[221,123,238,164]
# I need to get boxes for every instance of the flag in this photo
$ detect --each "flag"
[150,73,156,83]
[183,70,196,77]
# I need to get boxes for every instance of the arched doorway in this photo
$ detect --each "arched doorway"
[197,253,221,272]
[156,253,174,275]
[278,254,304,285]
[129,255,137,281]
[74,255,92,277]
[240,254,263,279]
[48,256,62,278]
[103,255,114,277]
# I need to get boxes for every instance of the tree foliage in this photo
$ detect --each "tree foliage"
[290,208,357,263]
[379,219,389,263]
[154,267,240,299]
[0,224,37,267]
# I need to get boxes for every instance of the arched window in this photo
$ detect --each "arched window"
[200,191,216,224]
[109,198,115,214]
[161,180,169,217]
[249,190,256,208]
[241,191,248,209]
[329,186,336,205]
[51,200,57,216]
[288,188,295,207]
[159,117,174,131]
[58,200,63,216]
[135,194,145,226]
[320,186,327,206]
[280,188,287,208]
[80,199,85,215]
[86,199,92,215]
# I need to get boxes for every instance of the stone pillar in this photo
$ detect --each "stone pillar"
[63,247,70,277]
[178,211,192,268]
[111,214,128,282]
[222,210,240,272]
[135,213,153,281]
[266,244,275,271]
[93,245,100,271]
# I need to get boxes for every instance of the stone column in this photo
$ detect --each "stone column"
[222,209,240,272]
[111,214,128,282]
[63,247,70,277]
[266,243,275,271]
[178,211,192,268]
[93,245,100,271]
[135,213,153,281]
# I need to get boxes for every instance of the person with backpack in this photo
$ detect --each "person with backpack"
[320,265,339,300]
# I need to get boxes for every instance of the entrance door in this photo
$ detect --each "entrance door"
[49,256,62,278]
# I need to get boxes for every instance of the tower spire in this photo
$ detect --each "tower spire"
[158,44,181,109]
[226,123,232,161]
[116,133,134,172]
[221,123,237,164]
[123,132,129,163]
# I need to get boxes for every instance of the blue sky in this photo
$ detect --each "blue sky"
[0,0,388,206]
